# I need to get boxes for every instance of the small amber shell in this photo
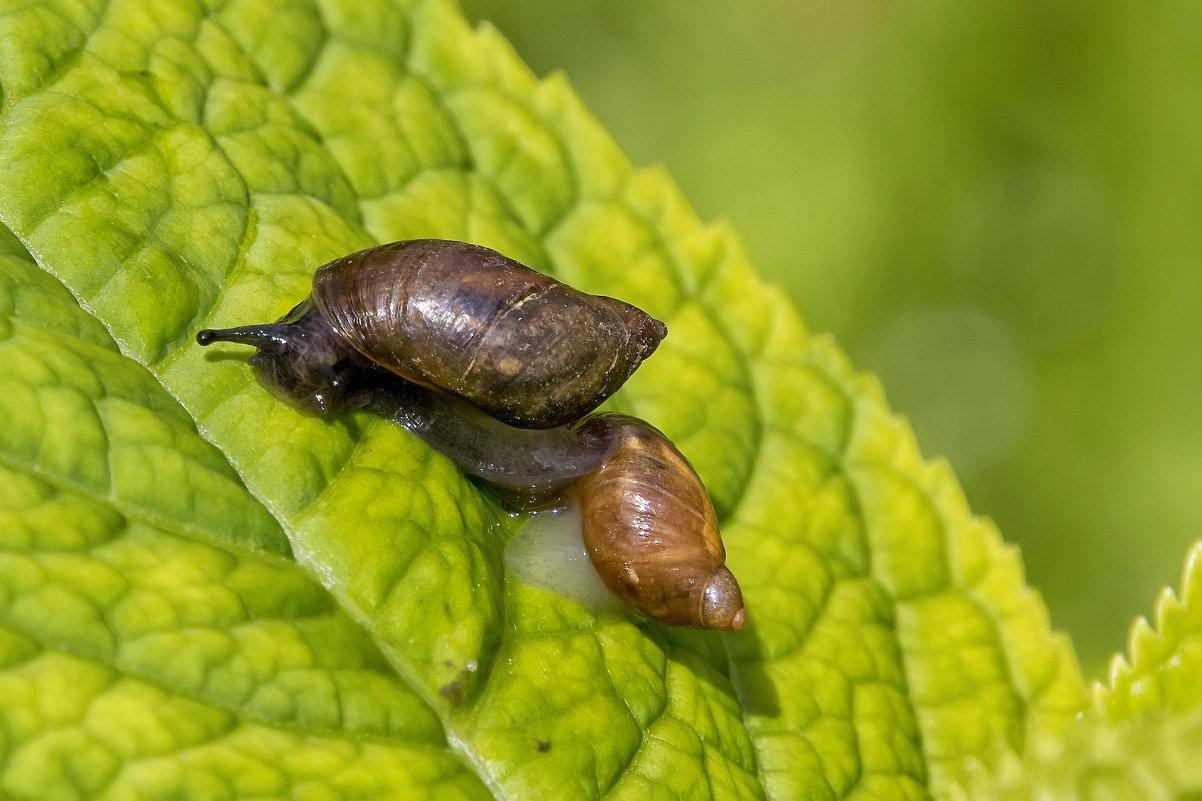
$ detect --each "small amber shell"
[573,414,746,630]
[312,240,666,429]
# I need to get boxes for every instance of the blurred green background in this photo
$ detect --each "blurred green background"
[459,0,1202,671]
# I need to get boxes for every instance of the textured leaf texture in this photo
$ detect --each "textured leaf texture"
[0,228,489,798]
[948,543,1202,800]
[1097,542,1202,721]
[0,1,1086,799]
[952,706,1202,801]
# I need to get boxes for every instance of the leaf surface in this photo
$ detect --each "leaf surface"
[0,1,1085,799]
[957,543,1202,800]
[1097,542,1202,720]
[0,236,489,799]
[955,705,1202,801]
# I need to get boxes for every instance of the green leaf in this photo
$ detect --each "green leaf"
[0,1,1086,799]
[0,233,286,558]
[1096,542,1202,721]
[954,706,1202,800]
[0,238,489,798]
[950,542,1202,800]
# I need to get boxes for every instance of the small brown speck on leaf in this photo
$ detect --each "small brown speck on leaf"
[439,681,463,706]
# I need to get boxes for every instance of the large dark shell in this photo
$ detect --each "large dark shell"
[312,240,666,429]
[573,414,743,629]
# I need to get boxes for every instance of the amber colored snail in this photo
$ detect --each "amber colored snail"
[198,239,745,630]
[573,414,746,629]
[196,239,666,428]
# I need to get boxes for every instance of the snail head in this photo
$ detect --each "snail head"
[196,300,365,417]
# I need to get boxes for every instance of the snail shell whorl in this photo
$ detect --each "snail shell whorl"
[574,414,746,630]
[312,240,666,429]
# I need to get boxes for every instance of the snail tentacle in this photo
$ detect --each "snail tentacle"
[196,324,293,349]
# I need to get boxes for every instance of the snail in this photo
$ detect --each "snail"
[198,239,745,630]
[572,414,746,629]
[196,239,667,428]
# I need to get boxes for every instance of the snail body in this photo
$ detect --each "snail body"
[198,239,666,428]
[370,373,616,509]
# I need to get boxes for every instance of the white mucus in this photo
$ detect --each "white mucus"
[504,502,621,614]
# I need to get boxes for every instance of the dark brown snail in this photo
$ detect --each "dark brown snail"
[198,238,745,630]
[197,239,666,428]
